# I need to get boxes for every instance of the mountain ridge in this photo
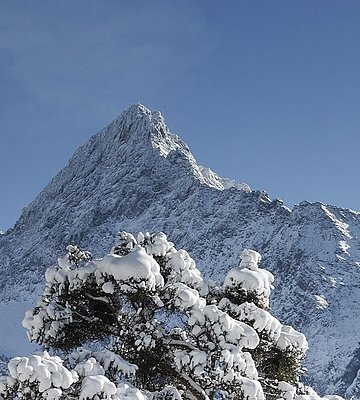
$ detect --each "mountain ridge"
[0,104,360,398]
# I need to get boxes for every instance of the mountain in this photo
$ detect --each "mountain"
[1,104,360,398]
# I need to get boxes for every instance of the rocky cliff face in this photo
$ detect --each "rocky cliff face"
[0,104,359,398]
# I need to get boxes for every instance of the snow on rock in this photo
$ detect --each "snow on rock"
[314,295,328,310]
[199,166,251,192]
[294,387,345,400]
[97,246,164,291]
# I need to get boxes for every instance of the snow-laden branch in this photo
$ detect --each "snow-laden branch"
[179,371,210,400]
[167,339,197,351]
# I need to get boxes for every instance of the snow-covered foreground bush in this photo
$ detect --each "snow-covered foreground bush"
[0,232,343,400]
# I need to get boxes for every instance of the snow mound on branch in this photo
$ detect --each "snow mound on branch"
[167,249,205,293]
[45,263,98,293]
[141,232,173,256]
[92,351,137,378]
[219,296,308,355]
[188,305,259,350]
[116,381,148,400]
[240,376,264,400]
[75,357,105,377]
[239,249,262,270]
[67,349,137,379]
[102,281,115,293]
[80,374,116,399]
[22,302,72,342]
[224,249,274,308]
[46,244,164,294]
[173,283,205,310]
[6,352,76,393]
[98,246,164,291]
[277,325,308,353]
[17,235,319,400]
[219,299,282,342]
[278,381,297,400]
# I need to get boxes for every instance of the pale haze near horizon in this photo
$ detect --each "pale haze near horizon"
[1,0,360,230]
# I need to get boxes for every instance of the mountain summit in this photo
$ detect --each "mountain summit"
[0,104,360,398]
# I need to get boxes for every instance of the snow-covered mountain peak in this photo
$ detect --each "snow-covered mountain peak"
[1,105,360,397]
[90,103,250,192]
[5,104,251,247]
[109,103,182,156]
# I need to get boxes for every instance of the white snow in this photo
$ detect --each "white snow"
[224,266,274,308]
[75,357,105,377]
[224,250,274,309]
[102,282,115,294]
[278,381,296,400]
[98,246,164,292]
[79,375,116,399]
[188,304,259,350]
[143,232,173,256]
[277,325,308,353]
[314,295,328,310]
[116,381,147,400]
[219,299,282,342]
[173,283,204,310]
[321,205,351,238]
[167,249,205,293]
[240,376,264,400]
[6,352,77,393]
[239,249,262,270]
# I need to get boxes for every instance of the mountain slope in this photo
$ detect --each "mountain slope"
[0,104,360,397]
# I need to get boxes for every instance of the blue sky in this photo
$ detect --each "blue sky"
[1,1,360,230]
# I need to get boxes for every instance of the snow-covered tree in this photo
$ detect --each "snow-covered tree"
[218,250,308,398]
[0,232,343,400]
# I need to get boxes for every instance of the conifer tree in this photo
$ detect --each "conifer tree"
[0,232,342,400]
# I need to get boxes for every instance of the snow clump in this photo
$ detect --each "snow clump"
[224,249,274,308]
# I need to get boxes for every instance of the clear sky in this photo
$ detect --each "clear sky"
[1,0,360,230]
